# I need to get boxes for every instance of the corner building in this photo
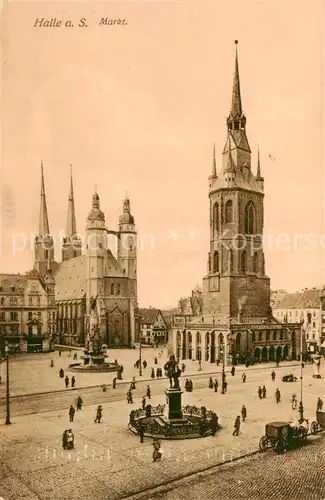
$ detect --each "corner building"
[170,43,304,364]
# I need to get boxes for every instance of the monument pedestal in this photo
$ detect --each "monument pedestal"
[165,388,183,420]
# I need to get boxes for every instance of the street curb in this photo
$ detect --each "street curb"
[3,362,301,400]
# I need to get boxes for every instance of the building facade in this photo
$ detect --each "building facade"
[273,288,321,352]
[139,308,169,345]
[169,42,304,364]
[43,169,140,348]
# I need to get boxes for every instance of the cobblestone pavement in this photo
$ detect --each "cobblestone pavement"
[0,348,299,397]
[125,436,325,500]
[0,363,325,499]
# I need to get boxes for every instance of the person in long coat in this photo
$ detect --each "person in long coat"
[94,405,103,423]
[69,405,75,422]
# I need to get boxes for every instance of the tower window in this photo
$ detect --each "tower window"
[213,203,219,232]
[117,284,121,295]
[213,251,219,273]
[110,283,114,295]
[241,251,247,273]
[228,249,233,272]
[245,201,256,235]
[225,200,233,223]
[234,122,239,130]
[253,252,259,273]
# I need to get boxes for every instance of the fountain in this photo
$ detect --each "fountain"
[69,296,119,373]
[128,355,220,439]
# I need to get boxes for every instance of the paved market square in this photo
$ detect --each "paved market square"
[0,351,324,499]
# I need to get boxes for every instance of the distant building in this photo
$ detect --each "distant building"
[273,288,321,352]
[169,42,303,364]
[138,307,169,345]
[0,269,56,353]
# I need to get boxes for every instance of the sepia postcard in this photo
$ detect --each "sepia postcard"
[1,0,325,499]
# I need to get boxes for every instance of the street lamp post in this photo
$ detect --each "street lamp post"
[299,322,304,423]
[5,342,11,425]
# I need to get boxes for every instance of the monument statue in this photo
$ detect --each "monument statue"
[89,295,98,312]
[164,355,181,389]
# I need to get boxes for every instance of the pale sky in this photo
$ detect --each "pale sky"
[1,0,325,308]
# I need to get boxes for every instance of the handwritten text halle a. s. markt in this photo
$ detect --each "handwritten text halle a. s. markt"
[34,17,128,28]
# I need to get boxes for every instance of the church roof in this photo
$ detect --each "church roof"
[55,250,124,301]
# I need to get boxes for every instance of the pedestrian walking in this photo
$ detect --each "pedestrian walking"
[142,396,146,410]
[69,405,75,422]
[232,415,241,436]
[209,377,213,389]
[71,376,76,388]
[131,377,136,390]
[143,360,147,369]
[258,386,262,399]
[241,405,247,422]
[65,376,69,388]
[94,405,102,423]
[317,397,323,411]
[181,363,185,373]
[139,424,144,443]
[291,394,297,410]
[146,385,151,399]
[50,360,54,367]
[210,412,219,436]
[59,368,64,378]
[214,379,218,392]
[242,373,246,383]
[152,439,162,462]
[58,350,62,357]
[275,388,281,403]
[151,368,155,379]
[271,370,276,381]
[231,366,235,376]
[73,352,78,360]
[127,390,133,404]
[76,396,83,410]
[262,385,266,398]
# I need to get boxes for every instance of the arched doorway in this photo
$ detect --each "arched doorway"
[176,331,181,361]
[196,332,201,361]
[276,346,282,361]
[182,330,187,359]
[205,333,210,362]
[188,331,192,360]
[262,346,268,362]
[210,331,216,363]
[269,346,275,361]
[254,347,260,361]
[283,345,289,360]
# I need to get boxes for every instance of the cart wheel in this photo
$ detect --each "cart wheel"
[275,440,285,455]
[310,421,318,435]
[259,436,268,451]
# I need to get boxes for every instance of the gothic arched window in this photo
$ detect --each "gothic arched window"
[110,283,115,295]
[253,252,259,273]
[213,251,219,273]
[213,203,219,232]
[225,200,233,223]
[241,251,247,273]
[117,284,121,295]
[245,201,256,235]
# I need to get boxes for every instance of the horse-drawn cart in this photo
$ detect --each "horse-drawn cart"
[310,411,325,434]
[259,421,308,455]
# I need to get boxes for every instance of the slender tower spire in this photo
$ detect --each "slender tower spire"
[256,147,261,178]
[62,165,82,261]
[34,162,54,278]
[212,143,217,177]
[65,165,77,237]
[231,40,242,118]
[39,161,50,235]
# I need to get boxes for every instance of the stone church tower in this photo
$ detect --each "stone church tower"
[117,194,137,309]
[203,41,271,321]
[62,167,82,262]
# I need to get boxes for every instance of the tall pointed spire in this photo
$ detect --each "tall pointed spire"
[231,40,242,118]
[256,147,262,178]
[39,161,50,235]
[212,143,217,176]
[65,165,77,237]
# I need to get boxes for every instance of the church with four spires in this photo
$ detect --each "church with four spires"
[0,164,140,351]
